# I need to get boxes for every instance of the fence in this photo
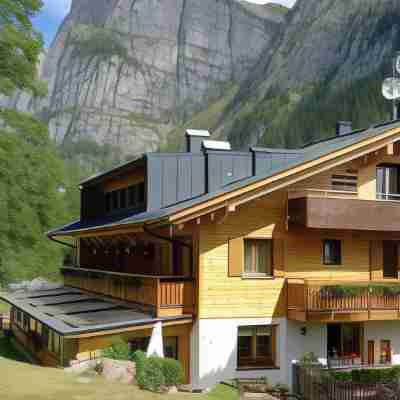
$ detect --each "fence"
[293,364,400,400]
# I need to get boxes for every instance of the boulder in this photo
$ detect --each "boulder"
[101,358,136,384]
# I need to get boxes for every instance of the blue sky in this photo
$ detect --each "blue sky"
[34,0,296,48]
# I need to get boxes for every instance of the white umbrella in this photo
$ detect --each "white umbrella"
[146,321,164,358]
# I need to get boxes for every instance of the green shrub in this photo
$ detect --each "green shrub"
[141,356,165,392]
[333,367,400,384]
[161,357,184,386]
[102,339,133,361]
[300,352,319,365]
[133,350,147,388]
[134,351,185,392]
[331,371,352,382]
[273,383,289,393]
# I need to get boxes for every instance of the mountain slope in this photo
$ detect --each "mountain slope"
[218,0,400,148]
[17,0,285,158]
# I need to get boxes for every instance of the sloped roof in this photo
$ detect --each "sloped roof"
[49,120,400,237]
[1,286,191,336]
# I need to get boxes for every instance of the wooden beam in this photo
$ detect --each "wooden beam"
[387,143,394,155]
[227,204,236,213]
[66,318,193,339]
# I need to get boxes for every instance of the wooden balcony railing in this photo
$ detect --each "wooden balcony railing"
[288,279,400,322]
[61,267,195,318]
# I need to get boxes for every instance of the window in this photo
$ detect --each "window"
[120,188,127,209]
[112,191,119,209]
[323,240,342,265]
[42,326,49,348]
[105,192,112,213]
[23,314,30,332]
[137,182,145,205]
[244,239,273,276]
[53,333,60,355]
[129,336,178,360]
[105,182,146,214]
[128,185,137,207]
[377,165,400,200]
[16,310,22,326]
[238,326,277,369]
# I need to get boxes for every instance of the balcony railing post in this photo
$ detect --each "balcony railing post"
[156,278,161,317]
[368,286,371,320]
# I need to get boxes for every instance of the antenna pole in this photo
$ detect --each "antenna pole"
[393,57,397,120]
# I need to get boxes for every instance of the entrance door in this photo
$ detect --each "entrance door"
[368,341,375,365]
[383,241,398,279]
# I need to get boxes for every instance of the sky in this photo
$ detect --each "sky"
[34,0,296,48]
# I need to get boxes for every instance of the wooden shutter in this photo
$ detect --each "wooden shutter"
[228,237,244,277]
[370,240,383,280]
[273,238,285,278]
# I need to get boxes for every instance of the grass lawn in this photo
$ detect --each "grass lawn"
[0,336,239,400]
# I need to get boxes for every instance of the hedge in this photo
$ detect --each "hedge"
[332,366,400,384]
[133,350,184,392]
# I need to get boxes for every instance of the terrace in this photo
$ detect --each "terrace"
[287,279,400,322]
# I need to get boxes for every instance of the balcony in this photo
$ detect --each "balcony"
[61,267,195,318]
[287,279,400,322]
[288,189,400,231]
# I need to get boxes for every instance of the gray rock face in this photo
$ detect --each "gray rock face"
[25,0,283,156]
[222,0,400,144]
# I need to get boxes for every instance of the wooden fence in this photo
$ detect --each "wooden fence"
[293,364,400,400]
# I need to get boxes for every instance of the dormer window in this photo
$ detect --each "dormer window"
[105,181,146,214]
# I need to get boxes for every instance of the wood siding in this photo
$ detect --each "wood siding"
[198,151,400,319]
[198,192,287,319]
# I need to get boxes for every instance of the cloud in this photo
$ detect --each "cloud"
[41,0,72,19]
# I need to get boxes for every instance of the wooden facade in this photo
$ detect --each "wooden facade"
[197,149,400,322]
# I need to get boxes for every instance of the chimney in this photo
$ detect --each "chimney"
[336,121,353,136]
[185,129,211,153]
[202,140,232,151]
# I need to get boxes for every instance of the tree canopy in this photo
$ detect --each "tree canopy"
[0,0,46,96]
[0,0,80,284]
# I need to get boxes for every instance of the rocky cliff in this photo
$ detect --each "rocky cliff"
[15,0,285,157]
[219,0,400,147]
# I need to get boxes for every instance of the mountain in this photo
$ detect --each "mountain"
[217,0,400,148]
[7,0,286,161]
[5,0,400,162]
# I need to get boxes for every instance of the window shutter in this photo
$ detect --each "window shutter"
[370,240,383,280]
[228,237,244,277]
[273,239,285,278]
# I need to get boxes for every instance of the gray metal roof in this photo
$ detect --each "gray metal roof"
[1,287,192,336]
[49,120,400,236]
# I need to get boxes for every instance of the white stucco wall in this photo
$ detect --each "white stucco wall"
[364,321,400,365]
[190,319,400,390]
[191,317,289,389]
[286,321,327,387]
